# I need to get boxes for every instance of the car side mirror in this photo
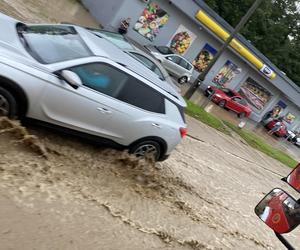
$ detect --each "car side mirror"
[59,70,83,89]
[255,188,300,234]
[166,56,172,61]
[284,163,300,193]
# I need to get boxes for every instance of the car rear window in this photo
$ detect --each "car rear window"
[156,46,173,55]
[17,24,92,64]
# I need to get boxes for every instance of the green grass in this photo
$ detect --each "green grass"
[184,99,297,168]
[223,121,298,168]
[184,99,231,136]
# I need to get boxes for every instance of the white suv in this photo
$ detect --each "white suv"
[0,14,187,161]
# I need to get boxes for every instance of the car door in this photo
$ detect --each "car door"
[227,97,244,113]
[41,58,166,145]
[39,59,131,139]
[179,58,193,76]
[163,55,182,76]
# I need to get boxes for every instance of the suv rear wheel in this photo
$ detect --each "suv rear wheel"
[129,140,161,161]
[0,87,17,118]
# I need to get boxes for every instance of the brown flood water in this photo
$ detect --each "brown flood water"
[0,116,299,250]
[0,0,99,26]
[0,1,299,249]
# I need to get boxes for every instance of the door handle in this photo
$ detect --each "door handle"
[152,123,161,129]
[97,107,112,114]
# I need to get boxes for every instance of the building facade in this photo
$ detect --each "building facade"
[82,0,300,130]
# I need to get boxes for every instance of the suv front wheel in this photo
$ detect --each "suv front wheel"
[129,140,161,161]
[0,87,17,118]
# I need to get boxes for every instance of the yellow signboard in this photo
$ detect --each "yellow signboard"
[195,10,276,79]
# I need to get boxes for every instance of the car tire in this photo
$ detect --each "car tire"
[178,76,188,85]
[129,140,161,161]
[0,87,18,119]
[238,112,246,119]
[218,100,226,108]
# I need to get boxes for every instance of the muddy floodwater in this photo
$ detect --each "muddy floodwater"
[0,116,299,250]
[0,0,98,26]
[0,1,300,249]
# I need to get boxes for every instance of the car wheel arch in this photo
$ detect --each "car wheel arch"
[0,76,28,117]
[129,136,168,160]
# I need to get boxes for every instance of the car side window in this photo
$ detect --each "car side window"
[186,62,193,71]
[69,63,165,114]
[69,63,128,98]
[167,56,181,64]
[238,98,247,106]
[232,97,246,105]
[179,59,188,69]
[118,77,165,114]
[232,97,241,102]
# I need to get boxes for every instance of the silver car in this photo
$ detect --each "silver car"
[0,13,187,161]
[150,53,194,84]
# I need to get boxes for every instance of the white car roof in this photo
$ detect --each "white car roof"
[0,13,185,107]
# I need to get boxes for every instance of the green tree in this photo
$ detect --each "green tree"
[204,0,300,86]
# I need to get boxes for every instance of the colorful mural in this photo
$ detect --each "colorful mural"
[212,60,242,87]
[193,43,217,72]
[168,25,196,55]
[134,2,169,41]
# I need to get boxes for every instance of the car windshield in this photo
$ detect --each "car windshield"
[155,46,173,55]
[17,24,92,64]
[90,29,134,50]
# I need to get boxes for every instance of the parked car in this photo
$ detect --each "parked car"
[144,45,175,55]
[285,129,297,141]
[291,136,300,147]
[265,120,287,137]
[205,86,252,118]
[124,49,181,93]
[0,13,187,161]
[150,53,194,84]
[89,28,181,93]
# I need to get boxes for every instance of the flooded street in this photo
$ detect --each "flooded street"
[0,116,299,250]
[0,1,299,249]
[0,0,98,26]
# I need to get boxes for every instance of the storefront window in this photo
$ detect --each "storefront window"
[238,78,272,111]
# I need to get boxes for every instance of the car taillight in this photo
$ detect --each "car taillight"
[180,127,187,138]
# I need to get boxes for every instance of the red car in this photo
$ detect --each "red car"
[205,86,252,118]
[266,120,287,137]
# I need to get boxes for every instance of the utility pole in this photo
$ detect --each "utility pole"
[184,0,263,99]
